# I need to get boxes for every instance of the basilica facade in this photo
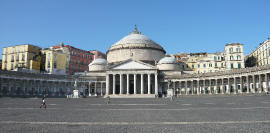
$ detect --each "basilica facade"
[1,27,270,98]
[75,26,270,98]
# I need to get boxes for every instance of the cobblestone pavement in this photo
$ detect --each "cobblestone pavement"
[0,95,270,133]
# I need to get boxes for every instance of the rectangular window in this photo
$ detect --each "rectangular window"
[203,64,206,68]
[214,56,217,61]
[238,63,241,68]
[198,64,200,68]
[215,63,217,67]
[231,63,234,69]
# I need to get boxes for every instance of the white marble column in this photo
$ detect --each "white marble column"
[113,74,116,95]
[265,74,269,92]
[127,74,130,94]
[227,78,230,94]
[191,81,194,95]
[88,82,91,96]
[155,74,158,95]
[100,82,103,96]
[221,78,224,94]
[209,80,212,95]
[240,76,243,94]
[252,75,256,93]
[246,76,250,93]
[134,74,137,94]
[234,77,237,94]
[203,80,205,94]
[120,74,123,94]
[106,75,109,95]
[214,79,217,94]
[148,74,151,94]
[259,74,262,93]
[141,74,144,94]
[185,81,188,95]
[197,80,199,95]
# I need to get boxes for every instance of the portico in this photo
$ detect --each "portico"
[105,60,159,97]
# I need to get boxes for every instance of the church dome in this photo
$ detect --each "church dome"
[106,25,166,64]
[88,58,107,71]
[89,58,107,65]
[157,56,180,71]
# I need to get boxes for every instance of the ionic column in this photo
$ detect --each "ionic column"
[234,77,237,94]
[246,76,250,93]
[141,74,144,94]
[113,74,116,95]
[106,75,109,95]
[94,82,97,96]
[120,74,123,94]
[265,73,269,92]
[197,80,199,95]
[134,74,137,94]
[252,75,256,93]
[155,74,158,95]
[100,82,103,96]
[240,76,243,94]
[148,74,151,94]
[127,74,130,94]
[259,74,262,93]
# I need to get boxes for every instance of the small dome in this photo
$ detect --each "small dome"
[89,58,107,66]
[158,56,177,64]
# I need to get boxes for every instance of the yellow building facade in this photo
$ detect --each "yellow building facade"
[2,44,41,72]
[42,48,67,75]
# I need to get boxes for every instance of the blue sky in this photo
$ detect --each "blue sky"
[0,0,269,59]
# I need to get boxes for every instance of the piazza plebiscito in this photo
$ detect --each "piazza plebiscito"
[0,27,270,98]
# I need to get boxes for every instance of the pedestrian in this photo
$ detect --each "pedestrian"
[106,96,110,104]
[40,96,47,109]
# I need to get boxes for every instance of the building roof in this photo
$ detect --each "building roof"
[108,26,165,52]
[89,58,107,66]
[158,56,177,64]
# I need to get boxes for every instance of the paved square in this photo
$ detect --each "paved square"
[0,96,270,133]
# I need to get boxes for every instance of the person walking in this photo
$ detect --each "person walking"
[40,96,47,109]
[106,96,110,104]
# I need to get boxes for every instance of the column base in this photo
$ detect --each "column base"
[108,94,155,98]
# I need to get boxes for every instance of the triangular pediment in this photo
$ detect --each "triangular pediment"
[111,60,156,70]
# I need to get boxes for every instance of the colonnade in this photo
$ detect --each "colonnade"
[170,73,269,95]
[86,81,106,96]
[105,72,158,95]
[0,78,73,96]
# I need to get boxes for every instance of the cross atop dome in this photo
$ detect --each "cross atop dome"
[130,24,141,34]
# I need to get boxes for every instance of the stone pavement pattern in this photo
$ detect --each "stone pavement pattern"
[0,96,270,133]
